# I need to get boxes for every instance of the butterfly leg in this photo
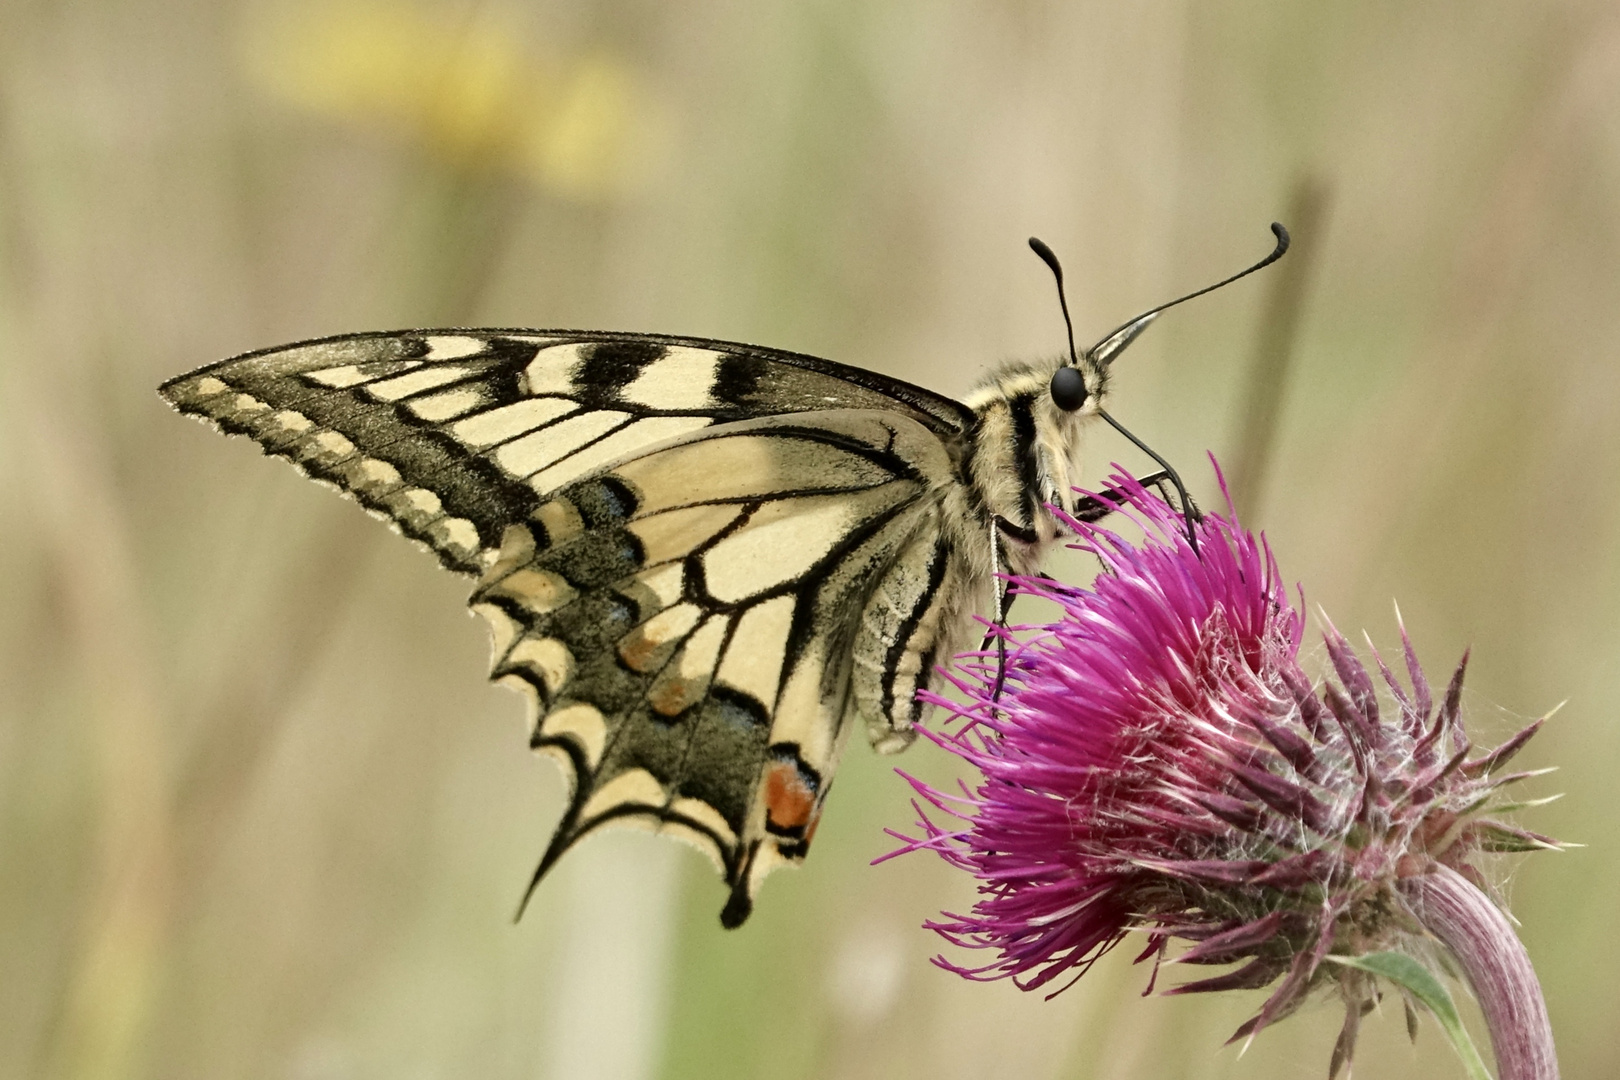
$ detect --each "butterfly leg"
[986,515,1044,702]
[980,472,1199,699]
[1069,469,1202,523]
[985,519,1014,703]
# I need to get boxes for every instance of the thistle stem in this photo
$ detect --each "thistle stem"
[1400,864,1558,1080]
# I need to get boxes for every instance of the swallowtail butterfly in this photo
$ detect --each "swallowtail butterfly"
[159,227,1287,927]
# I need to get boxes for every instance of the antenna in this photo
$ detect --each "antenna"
[1027,237,1080,367]
[1086,222,1290,362]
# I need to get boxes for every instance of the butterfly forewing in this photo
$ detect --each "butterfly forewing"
[160,329,979,923]
[159,330,969,571]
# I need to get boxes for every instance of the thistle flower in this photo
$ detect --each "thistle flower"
[887,468,1562,1079]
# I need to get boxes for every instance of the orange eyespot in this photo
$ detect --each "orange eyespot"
[764,760,817,834]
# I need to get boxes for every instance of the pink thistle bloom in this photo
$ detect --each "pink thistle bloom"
[886,466,1561,1079]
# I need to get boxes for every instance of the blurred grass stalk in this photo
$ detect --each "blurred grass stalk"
[1228,175,1331,523]
[0,90,170,1080]
[16,352,174,1080]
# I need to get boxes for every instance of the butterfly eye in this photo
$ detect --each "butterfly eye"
[1049,365,1088,412]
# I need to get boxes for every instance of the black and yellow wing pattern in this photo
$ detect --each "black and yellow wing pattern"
[160,330,980,925]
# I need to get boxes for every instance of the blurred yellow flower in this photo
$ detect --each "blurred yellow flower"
[242,0,648,199]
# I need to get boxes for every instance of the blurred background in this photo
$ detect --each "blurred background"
[1,2,1615,1078]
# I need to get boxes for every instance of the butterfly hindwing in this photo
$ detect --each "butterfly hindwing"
[471,409,959,925]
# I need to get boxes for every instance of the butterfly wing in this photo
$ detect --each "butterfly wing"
[160,329,976,923]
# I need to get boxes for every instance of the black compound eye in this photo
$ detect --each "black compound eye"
[1049,365,1088,411]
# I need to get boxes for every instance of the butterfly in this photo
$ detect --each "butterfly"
[158,226,1287,927]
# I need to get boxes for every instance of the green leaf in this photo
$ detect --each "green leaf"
[1325,952,1492,1080]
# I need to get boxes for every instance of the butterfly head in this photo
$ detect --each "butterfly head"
[1043,308,1149,413]
[961,356,1106,550]
[1045,329,1119,412]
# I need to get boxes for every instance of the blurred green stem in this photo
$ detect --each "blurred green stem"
[1229,175,1330,523]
